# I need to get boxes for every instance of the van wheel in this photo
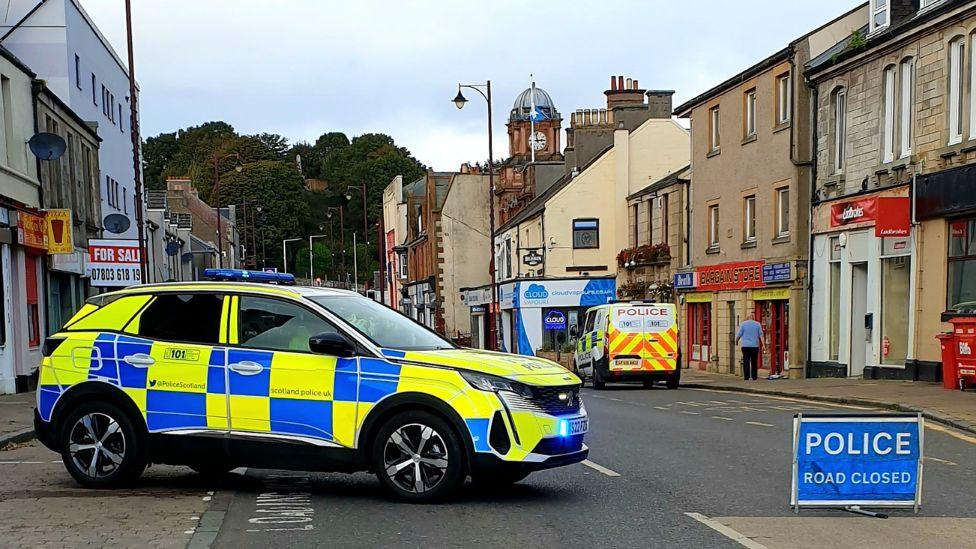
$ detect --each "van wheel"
[59,401,145,488]
[666,369,681,390]
[373,411,465,503]
[591,363,605,390]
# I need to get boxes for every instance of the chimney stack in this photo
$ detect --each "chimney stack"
[645,90,675,119]
[605,75,647,110]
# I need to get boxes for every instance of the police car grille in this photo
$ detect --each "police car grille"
[502,385,581,415]
[533,434,584,456]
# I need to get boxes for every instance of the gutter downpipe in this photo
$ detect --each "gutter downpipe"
[804,70,819,380]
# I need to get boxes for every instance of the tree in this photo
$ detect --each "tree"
[293,242,334,281]
[216,160,311,271]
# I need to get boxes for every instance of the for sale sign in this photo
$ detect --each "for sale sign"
[791,413,923,511]
[87,239,142,287]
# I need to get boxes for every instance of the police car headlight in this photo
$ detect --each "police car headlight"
[460,371,533,398]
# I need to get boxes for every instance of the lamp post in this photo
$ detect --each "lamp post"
[308,231,328,282]
[211,152,242,268]
[326,206,346,285]
[282,237,301,274]
[345,184,369,245]
[453,81,498,351]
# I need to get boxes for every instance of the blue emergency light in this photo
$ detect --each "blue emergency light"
[202,268,296,285]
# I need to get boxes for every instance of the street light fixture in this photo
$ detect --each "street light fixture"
[453,80,498,351]
[282,237,301,275]
[345,184,369,246]
[211,151,243,268]
[308,233,329,282]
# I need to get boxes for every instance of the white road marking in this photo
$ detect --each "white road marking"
[745,421,774,427]
[926,422,976,445]
[608,397,623,402]
[679,411,700,415]
[925,456,959,466]
[653,406,669,410]
[581,459,620,477]
[685,512,769,549]
[688,388,872,410]
[0,460,47,464]
[711,416,734,421]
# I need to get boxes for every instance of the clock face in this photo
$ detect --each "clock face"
[529,131,547,151]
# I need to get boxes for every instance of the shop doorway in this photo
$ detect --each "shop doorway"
[755,299,789,376]
[849,263,869,377]
[727,301,737,376]
[688,302,712,370]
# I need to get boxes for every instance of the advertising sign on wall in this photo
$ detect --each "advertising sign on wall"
[696,261,765,291]
[46,209,74,254]
[673,272,697,290]
[543,310,566,330]
[829,197,910,237]
[791,413,923,511]
[762,262,793,284]
[87,239,142,287]
[17,211,48,251]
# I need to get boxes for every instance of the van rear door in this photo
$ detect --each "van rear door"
[608,304,677,372]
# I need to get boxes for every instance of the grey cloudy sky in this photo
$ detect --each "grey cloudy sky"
[86,0,862,171]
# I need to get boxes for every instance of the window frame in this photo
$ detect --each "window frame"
[572,218,600,250]
[708,106,720,153]
[660,194,669,246]
[776,73,791,125]
[743,88,757,139]
[775,187,790,238]
[707,204,720,249]
[948,37,965,145]
[74,54,81,90]
[833,88,847,174]
[882,65,896,163]
[900,57,915,158]
[870,0,889,32]
[631,202,640,247]
[947,217,976,311]
[237,294,344,355]
[743,195,757,243]
[135,292,226,346]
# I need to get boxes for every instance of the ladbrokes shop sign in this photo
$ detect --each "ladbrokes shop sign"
[829,196,910,237]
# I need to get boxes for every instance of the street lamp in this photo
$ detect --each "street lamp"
[211,152,243,268]
[453,80,498,351]
[282,237,301,275]
[326,206,346,284]
[308,231,329,282]
[345,184,369,245]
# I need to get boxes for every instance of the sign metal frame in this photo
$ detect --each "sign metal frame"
[790,412,924,514]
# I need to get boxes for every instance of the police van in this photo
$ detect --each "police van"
[572,301,680,390]
[33,270,588,502]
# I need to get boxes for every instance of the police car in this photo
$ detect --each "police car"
[33,270,588,502]
[572,301,681,390]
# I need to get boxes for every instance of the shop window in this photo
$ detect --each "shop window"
[689,302,711,362]
[572,218,599,249]
[828,236,841,361]
[26,255,40,347]
[881,242,911,365]
[948,218,976,311]
[137,293,223,344]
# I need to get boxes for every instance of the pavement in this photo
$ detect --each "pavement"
[681,368,976,434]
[0,390,36,448]
[2,385,975,547]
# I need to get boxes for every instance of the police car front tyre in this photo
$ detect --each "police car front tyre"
[59,401,146,488]
[372,411,465,503]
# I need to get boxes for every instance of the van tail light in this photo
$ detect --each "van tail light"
[42,337,66,358]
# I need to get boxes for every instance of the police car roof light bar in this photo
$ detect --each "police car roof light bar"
[202,268,296,285]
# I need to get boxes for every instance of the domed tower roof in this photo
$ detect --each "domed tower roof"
[510,86,559,121]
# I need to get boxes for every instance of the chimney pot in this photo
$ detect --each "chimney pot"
[617,75,624,90]
[610,76,616,91]
[626,78,632,89]
[633,79,639,89]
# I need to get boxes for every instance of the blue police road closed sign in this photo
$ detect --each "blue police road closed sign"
[791,413,923,511]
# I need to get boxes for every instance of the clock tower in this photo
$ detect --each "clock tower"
[496,85,564,225]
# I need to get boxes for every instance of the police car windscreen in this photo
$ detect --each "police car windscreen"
[611,305,675,333]
[309,296,453,351]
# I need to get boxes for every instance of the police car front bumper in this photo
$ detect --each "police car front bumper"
[471,444,589,474]
[33,408,57,451]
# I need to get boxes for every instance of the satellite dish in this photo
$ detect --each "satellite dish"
[28,132,67,160]
[103,213,131,234]
[165,241,180,256]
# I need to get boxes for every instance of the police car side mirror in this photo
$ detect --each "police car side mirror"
[309,332,356,357]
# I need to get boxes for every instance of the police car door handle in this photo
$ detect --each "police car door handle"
[229,361,263,375]
[123,354,155,367]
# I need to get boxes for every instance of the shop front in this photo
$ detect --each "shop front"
[460,286,493,349]
[809,191,914,379]
[497,277,615,357]
[404,279,436,329]
[676,260,802,376]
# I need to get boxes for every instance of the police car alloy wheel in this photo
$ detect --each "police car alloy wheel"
[373,411,464,502]
[59,402,145,488]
